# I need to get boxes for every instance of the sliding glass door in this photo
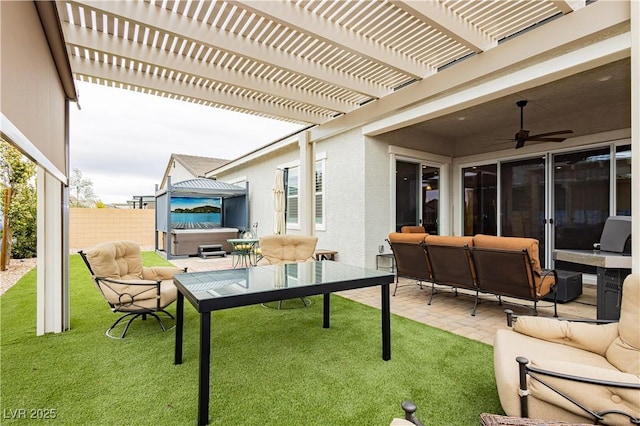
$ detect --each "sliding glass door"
[500,157,547,265]
[461,143,630,269]
[462,164,497,236]
[396,160,440,234]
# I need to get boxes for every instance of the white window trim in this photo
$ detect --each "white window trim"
[279,152,326,232]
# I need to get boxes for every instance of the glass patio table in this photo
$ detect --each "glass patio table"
[172,261,395,426]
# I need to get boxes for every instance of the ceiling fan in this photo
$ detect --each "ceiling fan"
[511,100,573,149]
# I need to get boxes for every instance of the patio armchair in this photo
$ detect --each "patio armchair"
[258,235,318,308]
[78,240,186,338]
[258,234,318,265]
[493,273,640,424]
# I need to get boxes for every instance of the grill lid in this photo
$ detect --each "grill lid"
[597,216,631,254]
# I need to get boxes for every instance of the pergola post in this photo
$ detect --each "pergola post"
[631,0,639,274]
[298,131,315,236]
[36,167,69,335]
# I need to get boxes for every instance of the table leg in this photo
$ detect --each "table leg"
[198,312,211,426]
[174,291,184,365]
[323,293,330,328]
[381,283,391,361]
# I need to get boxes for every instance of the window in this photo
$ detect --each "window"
[285,159,325,229]
[315,160,324,228]
[286,167,299,226]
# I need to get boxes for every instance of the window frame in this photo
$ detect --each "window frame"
[281,154,325,231]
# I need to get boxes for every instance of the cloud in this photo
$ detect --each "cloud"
[70,82,301,203]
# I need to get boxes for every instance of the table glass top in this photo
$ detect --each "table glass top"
[173,261,393,302]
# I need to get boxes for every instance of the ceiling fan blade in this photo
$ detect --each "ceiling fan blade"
[515,139,526,149]
[516,129,529,140]
[525,137,567,142]
[527,130,573,138]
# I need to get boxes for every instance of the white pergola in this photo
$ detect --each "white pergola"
[58,0,591,126]
[1,0,638,334]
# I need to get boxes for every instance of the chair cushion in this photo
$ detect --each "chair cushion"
[494,329,617,422]
[84,241,144,279]
[528,358,640,422]
[388,232,428,243]
[109,279,177,311]
[513,316,619,356]
[425,235,474,247]
[142,266,184,281]
[400,225,426,233]
[606,273,640,375]
[259,235,318,264]
[473,234,541,273]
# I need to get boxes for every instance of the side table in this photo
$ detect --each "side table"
[315,249,337,261]
[376,253,396,272]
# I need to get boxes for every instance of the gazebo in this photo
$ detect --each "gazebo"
[155,178,248,259]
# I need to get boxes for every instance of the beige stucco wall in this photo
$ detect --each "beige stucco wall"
[70,208,155,251]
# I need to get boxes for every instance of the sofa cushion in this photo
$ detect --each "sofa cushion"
[400,225,426,233]
[473,234,541,272]
[606,273,640,375]
[513,316,619,357]
[388,232,428,243]
[425,235,474,247]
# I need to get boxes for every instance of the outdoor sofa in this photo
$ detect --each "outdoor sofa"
[386,233,557,316]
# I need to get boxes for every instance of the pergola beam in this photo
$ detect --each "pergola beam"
[62,22,352,116]
[233,0,431,79]
[391,0,496,53]
[67,0,388,99]
[71,57,326,124]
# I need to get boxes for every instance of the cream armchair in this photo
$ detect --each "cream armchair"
[258,235,318,308]
[258,234,318,265]
[493,273,640,424]
[79,240,185,338]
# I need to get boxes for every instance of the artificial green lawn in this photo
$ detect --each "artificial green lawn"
[1,253,503,425]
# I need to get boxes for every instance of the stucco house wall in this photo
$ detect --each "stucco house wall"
[214,127,391,269]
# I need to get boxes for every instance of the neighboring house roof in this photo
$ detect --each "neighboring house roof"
[159,153,229,189]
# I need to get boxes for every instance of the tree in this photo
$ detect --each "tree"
[69,168,96,207]
[1,139,37,265]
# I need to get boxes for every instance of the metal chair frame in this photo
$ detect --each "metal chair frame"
[78,250,183,338]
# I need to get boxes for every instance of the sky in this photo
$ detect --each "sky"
[69,81,302,204]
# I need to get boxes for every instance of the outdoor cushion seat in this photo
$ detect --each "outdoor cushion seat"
[258,235,318,308]
[400,225,426,233]
[258,234,318,264]
[493,273,640,424]
[79,240,185,338]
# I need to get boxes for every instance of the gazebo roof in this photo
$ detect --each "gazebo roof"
[157,178,247,198]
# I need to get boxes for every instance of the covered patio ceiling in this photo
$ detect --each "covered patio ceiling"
[56,0,615,142]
